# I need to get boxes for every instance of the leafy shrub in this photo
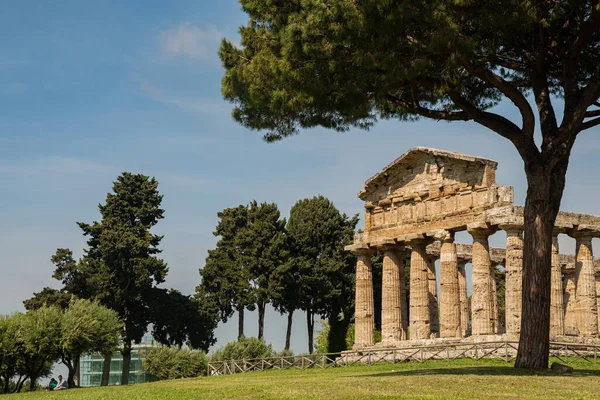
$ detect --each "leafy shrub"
[210,337,275,361]
[143,347,208,380]
[345,325,382,350]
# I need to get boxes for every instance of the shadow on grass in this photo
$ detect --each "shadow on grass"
[359,366,600,378]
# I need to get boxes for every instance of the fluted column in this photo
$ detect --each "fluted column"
[399,253,408,340]
[438,232,461,338]
[380,247,406,344]
[458,261,469,336]
[427,256,439,337]
[501,225,523,337]
[468,225,495,335]
[550,235,565,337]
[563,272,577,332]
[575,234,598,337]
[596,274,600,332]
[354,250,375,348]
[409,239,431,340]
[490,262,499,334]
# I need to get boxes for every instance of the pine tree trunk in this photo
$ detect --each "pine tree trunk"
[258,302,265,339]
[307,309,314,354]
[515,156,569,368]
[28,377,36,392]
[238,308,245,340]
[121,342,132,385]
[285,310,294,350]
[101,353,111,386]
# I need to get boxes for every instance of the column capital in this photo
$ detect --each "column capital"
[570,225,600,240]
[427,229,455,243]
[467,222,497,238]
[351,248,376,257]
[499,223,523,235]
[377,244,405,254]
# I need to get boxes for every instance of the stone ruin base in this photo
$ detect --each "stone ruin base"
[341,335,600,364]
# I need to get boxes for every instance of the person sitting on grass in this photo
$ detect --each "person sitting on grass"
[45,378,57,391]
[54,375,68,390]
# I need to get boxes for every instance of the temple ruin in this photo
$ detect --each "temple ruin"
[346,147,600,348]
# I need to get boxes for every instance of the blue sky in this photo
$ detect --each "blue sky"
[1,1,600,355]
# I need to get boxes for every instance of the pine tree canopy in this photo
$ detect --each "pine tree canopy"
[221,0,600,150]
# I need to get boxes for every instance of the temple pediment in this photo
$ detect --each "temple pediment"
[358,147,498,203]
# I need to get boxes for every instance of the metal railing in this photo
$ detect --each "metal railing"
[207,341,600,376]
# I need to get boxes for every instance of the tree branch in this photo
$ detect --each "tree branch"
[585,109,600,118]
[448,91,540,160]
[570,7,600,57]
[386,93,470,121]
[458,56,536,138]
[580,116,600,131]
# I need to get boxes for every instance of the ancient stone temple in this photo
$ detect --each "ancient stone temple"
[346,147,600,348]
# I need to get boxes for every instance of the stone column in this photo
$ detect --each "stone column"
[501,225,523,337]
[550,235,565,337]
[380,247,406,344]
[468,224,495,335]
[409,239,431,340]
[458,261,469,336]
[354,250,375,348]
[575,234,598,337]
[439,232,461,338]
[563,272,578,333]
[427,256,439,337]
[399,253,409,340]
[490,262,499,334]
[596,274,600,332]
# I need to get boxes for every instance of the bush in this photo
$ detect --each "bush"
[345,325,382,350]
[143,347,208,380]
[210,337,275,361]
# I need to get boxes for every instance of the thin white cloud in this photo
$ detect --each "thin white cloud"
[139,79,231,116]
[159,23,223,60]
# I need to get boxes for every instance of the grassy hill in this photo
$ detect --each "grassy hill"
[8,359,600,400]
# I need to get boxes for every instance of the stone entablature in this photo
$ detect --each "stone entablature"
[347,147,600,349]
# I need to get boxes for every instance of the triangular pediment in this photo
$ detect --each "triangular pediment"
[358,147,498,203]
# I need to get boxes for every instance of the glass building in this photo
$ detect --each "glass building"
[79,336,158,387]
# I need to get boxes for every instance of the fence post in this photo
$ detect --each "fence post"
[565,344,568,364]
[322,354,326,369]
[421,347,424,363]
[505,342,508,362]
[476,345,479,361]
[595,346,597,365]
[368,351,372,365]
[302,356,305,369]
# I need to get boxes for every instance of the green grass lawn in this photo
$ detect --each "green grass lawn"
[9,359,600,400]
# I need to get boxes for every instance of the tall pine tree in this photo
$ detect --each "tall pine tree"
[286,196,358,353]
[78,172,168,385]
